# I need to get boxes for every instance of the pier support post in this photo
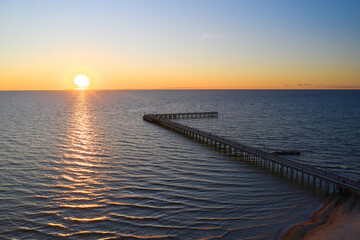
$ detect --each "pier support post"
[143,112,360,196]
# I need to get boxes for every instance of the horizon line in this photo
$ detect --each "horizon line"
[1,88,360,92]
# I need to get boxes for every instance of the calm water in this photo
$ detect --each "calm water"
[0,90,359,239]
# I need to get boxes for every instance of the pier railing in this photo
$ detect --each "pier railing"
[143,112,360,194]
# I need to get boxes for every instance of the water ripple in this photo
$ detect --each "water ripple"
[3,90,356,239]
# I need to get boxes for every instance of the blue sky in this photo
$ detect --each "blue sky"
[1,0,359,89]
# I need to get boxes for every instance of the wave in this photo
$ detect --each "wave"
[109,213,162,221]
[63,216,108,223]
[59,203,105,209]
[47,223,67,229]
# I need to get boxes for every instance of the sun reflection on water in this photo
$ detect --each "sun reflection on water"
[52,91,109,230]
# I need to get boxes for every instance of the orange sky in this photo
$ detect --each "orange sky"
[1,1,359,90]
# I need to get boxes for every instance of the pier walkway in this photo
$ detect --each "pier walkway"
[143,112,360,194]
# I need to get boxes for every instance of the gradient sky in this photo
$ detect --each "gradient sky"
[1,0,359,90]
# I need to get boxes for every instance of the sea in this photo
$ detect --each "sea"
[0,90,359,239]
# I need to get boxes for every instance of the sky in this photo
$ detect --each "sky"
[0,0,359,90]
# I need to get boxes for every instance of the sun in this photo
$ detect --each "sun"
[74,75,90,89]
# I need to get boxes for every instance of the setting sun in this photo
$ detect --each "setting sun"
[74,75,90,89]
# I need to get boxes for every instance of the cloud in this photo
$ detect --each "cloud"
[201,33,224,39]
[283,83,360,89]
[319,84,360,89]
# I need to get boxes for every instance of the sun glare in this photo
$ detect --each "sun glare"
[74,75,90,89]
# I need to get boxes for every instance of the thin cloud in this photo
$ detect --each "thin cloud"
[319,84,360,89]
[201,33,224,39]
[297,83,312,87]
[283,83,360,89]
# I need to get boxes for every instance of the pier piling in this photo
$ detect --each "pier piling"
[143,112,360,195]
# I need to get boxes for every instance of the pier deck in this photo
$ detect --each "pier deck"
[143,112,360,194]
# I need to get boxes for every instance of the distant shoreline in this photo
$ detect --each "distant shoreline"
[280,196,360,240]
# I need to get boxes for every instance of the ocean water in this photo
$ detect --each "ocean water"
[0,90,359,239]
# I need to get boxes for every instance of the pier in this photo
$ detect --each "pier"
[143,112,360,195]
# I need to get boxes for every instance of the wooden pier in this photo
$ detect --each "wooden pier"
[143,112,360,195]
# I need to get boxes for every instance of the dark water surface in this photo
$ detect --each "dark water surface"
[1,90,359,239]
